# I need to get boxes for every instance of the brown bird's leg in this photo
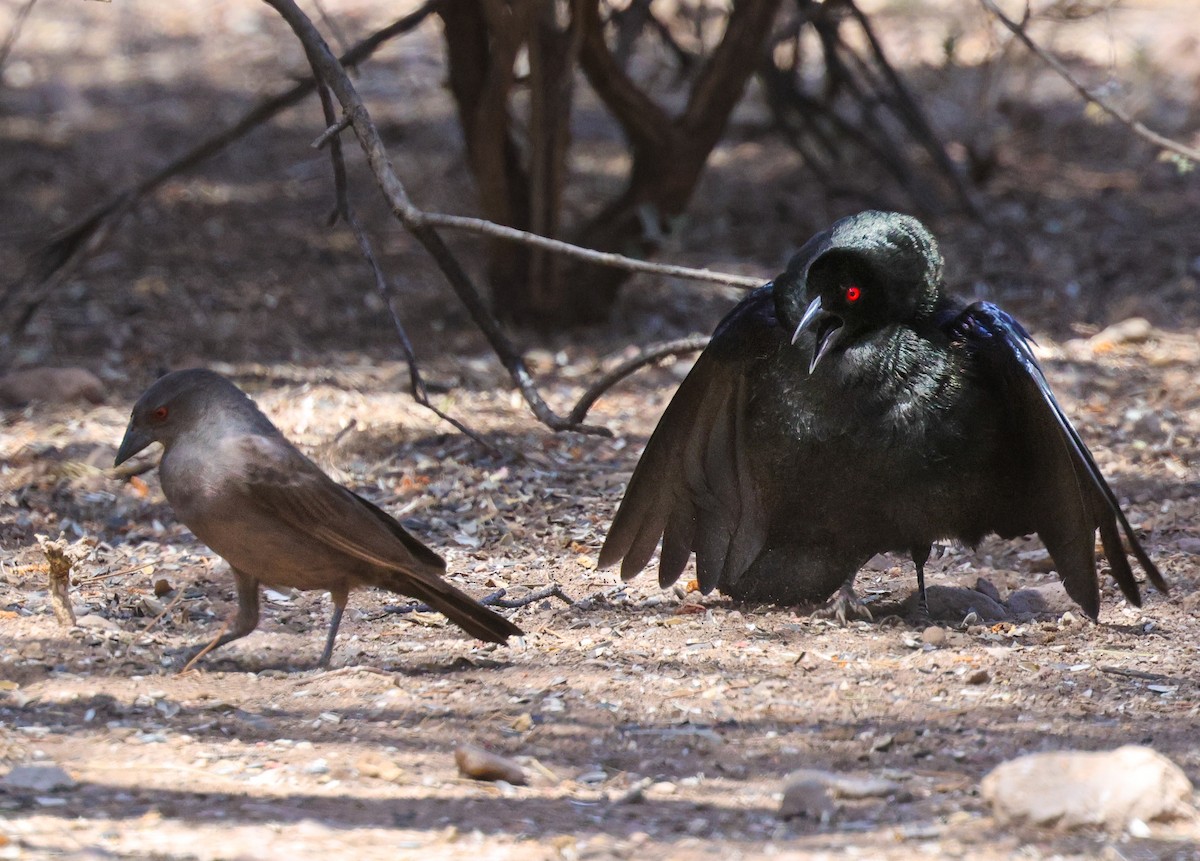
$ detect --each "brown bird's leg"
[911,544,931,622]
[181,568,260,667]
[318,586,349,669]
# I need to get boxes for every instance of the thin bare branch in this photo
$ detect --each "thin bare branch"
[0,0,37,73]
[980,0,1200,163]
[421,212,763,289]
[568,335,710,424]
[2,0,445,335]
[309,68,499,453]
[262,0,610,435]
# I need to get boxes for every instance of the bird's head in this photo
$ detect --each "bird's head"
[774,211,944,373]
[115,368,264,466]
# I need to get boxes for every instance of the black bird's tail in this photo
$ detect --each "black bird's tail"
[380,571,523,644]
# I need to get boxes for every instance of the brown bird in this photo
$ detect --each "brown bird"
[115,368,522,668]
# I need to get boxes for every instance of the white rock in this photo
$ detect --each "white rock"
[2,764,76,792]
[981,745,1193,830]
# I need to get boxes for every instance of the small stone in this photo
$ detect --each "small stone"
[912,586,1008,622]
[355,753,406,783]
[965,669,990,685]
[454,743,527,785]
[1006,581,1074,617]
[922,626,947,647]
[779,778,835,822]
[2,764,76,792]
[1088,317,1154,349]
[75,614,120,631]
[303,758,329,775]
[981,745,1193,830]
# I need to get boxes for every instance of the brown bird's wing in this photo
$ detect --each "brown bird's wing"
[599,287,784,593]
[945,302,1167,619]
[233,435,521,643]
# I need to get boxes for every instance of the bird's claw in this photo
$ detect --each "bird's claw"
[812,585,874,625]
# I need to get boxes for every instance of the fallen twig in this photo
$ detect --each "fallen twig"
[383,584,574,617]
[568,335,711,424]
[1098,665,1173,682]
[143,587,186,633]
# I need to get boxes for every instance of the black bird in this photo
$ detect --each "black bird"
[600,211,1166,621]
[115,369,522,668]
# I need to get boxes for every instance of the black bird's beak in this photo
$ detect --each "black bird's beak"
[791,296,844,373]
[114,423,153,467]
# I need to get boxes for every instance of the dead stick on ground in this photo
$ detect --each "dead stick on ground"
[979,0,1200,164]
[1098,665,1174,682]
[383,584,574,617]
[143,588,186,633]
[568,335,711,424]
[36,534,77,627]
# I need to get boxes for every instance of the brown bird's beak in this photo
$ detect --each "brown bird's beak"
[792,295,844,373]
[114,423,153,467]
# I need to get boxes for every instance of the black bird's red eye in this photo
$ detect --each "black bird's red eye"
[845,285,862,303]
[152,406,169,421]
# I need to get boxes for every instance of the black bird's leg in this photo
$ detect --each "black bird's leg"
[179,568,261,669]
[911,544,931,621]
[319,586,350,669]
[813,575,874,625]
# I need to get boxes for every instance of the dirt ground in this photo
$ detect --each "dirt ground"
[2,0,1199,859]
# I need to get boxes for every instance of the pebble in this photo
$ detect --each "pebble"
[779,777,835,822]
[1,764,76,793]
[303,758,330,775]
[454,744,527,785]
[965,669,990,685]
[75,614,120,632]
[1088,317,1154,349]
[981,745,1193,830]
[921,626,946,647]
[1006,581,1073,617]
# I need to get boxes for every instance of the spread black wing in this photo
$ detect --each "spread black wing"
[944,302,1166,618]
[599,286,786,593]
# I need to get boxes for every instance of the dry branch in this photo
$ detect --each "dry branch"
[0,0,37,73]
[568,335,711,424]
[1,0,445,335]
[980,0,1200,164]
[308,60,497,451]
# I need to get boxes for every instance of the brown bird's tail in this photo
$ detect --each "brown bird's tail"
[381,571,523,644]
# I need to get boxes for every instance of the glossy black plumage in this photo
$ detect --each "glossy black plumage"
[600,211,1167,620]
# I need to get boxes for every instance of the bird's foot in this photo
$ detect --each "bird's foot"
[811,583,874,625]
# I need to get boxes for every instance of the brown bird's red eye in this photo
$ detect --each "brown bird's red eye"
[152,406,169,421]
[845,285,862,302]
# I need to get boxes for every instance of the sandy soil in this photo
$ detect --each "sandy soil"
[1,0,1199,858]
